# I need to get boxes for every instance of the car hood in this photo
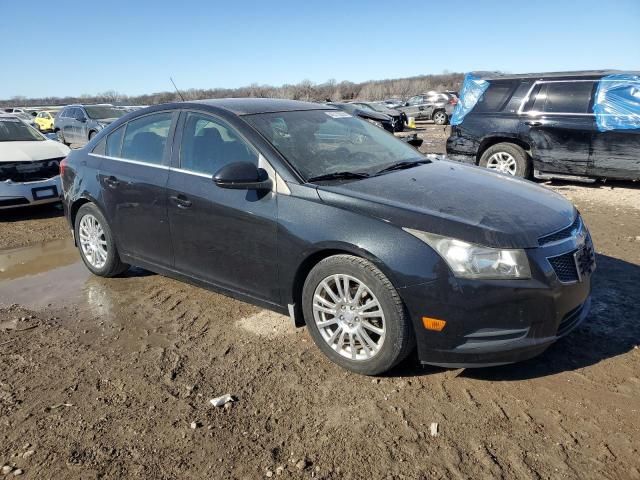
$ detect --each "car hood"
[315,160,576,249]
[0,140,70,162]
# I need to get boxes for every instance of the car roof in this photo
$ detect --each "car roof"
[191,98,334,115]
[472,70,640,81]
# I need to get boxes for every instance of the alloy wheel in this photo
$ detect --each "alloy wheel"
[312,274,386,361]
[486,151,517,175]
[78,214,108,269]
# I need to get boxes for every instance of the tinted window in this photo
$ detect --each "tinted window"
[92,138,106,155]
[542,81,594,114]
[121,112,174,164]
[106,125,125,157]
[74,108,87,121]
[474,81,515,112]
[180,112,258,175]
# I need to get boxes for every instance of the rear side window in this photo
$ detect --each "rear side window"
[543,81,594,113]
[120,112,174,165]
[474,81,516,112]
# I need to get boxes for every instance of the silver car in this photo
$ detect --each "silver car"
[54,104,126,146]
[397,92,457,125]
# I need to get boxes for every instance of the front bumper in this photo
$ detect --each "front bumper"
[0,176,62,209]
[399,234,594,368]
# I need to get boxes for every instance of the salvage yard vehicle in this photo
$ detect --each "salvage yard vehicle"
[397,92,457,125]
[0,114,70,209]
[349,102,407,131]
[62,99,594,375]
[328,102,398,133]
[446,70,640,180]
[54,104,126,146]
[34,110,58,132]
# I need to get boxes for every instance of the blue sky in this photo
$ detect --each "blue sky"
[2,0,639,99]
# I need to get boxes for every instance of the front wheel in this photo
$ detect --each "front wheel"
[479,142,531,178]
[75,203,129,277]
[433,110,448,125]
[302,255,414,375]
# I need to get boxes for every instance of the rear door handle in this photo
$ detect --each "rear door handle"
[524,121,542,127]
[170,195,192,209]
[104,175,119,188]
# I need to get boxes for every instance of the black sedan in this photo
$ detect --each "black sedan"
[350,102,407,131]
[61,99,594,375]
[327,102,398,133]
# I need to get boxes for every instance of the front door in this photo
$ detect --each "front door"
[167,111,279,303]
[519,81,596,176]
[97,111,177,266]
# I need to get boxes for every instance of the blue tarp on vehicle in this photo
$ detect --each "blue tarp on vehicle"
[450,73,489,126]
[593,73,640,131]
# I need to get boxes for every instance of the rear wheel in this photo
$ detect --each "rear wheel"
[433,110,448,125]
[302,255,414,375]
[75,203,129,277]
[88,130,97,141]
[479,142,531,178]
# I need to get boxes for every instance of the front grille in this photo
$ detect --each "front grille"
[538,215,581,246]
[548,252,579,282]
[548,233,596,283]
[0,158,63,183]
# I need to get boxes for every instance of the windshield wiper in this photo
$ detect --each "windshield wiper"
[307,171,370,182]
[374,159,430,175]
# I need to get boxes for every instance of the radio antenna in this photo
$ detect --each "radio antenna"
[170,77,186,102]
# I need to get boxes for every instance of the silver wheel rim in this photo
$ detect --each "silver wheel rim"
[487,152,517,175]
[79,214,108,269]
[434,112,445,123]
[312,274,386,361]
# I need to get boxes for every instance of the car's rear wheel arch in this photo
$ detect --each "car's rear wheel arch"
[476,137,531,164]
[291,246,397,327]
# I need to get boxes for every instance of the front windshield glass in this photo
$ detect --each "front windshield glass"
[0,118,44,142]
[246,110,423,180]
[84,106,125,120]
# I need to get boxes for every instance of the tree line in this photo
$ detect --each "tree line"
[1,72,464,108]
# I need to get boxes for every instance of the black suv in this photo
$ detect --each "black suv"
[446,71,640,180]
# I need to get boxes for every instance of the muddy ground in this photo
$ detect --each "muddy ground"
[1,132,639,479]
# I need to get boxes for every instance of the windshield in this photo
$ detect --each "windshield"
[245,110,423,181]
[84,106,125,120]
[0,118,44,142]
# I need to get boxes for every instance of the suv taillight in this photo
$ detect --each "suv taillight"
[59,158,67,176]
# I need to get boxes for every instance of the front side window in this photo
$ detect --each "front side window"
[245,110,424,181]
[180,112,258,175]
[120,112,174,164]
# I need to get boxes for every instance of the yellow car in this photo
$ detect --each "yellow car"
[34,111,58,132]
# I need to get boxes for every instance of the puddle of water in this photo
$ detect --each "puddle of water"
[0,239,90,309]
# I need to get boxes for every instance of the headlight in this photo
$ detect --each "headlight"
[403,228,531,279]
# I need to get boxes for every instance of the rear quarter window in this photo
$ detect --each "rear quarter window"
[473,81,516,113]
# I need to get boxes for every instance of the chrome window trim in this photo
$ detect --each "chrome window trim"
[517,79,598,116]
[88,152,170,170]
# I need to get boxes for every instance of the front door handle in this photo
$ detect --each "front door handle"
[104,175,119,188]
[525,121,542,127]
[170,195,192,209]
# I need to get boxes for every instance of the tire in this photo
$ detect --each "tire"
[433,110,448,125]
[88,130,97,141]
[74,203,129,277]
[302,254,414,375]
[55,129,69,146]
[479,142,531,178]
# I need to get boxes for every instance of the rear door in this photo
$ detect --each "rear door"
[63,108,78,143]
[75,107,89,144]
[94,110,177,267]
[519,80,596,176]
[166,110,279,302]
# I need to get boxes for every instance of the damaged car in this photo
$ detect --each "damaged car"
[62,99,594,375]
[446,71,640,180]
[1,114,70,209]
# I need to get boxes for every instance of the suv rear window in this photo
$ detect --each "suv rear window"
[474,81,516,112]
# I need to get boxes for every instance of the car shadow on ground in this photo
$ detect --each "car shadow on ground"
[1,202,64,222]
[386,254,640,380]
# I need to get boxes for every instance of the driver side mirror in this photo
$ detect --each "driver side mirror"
[213,162,273,191]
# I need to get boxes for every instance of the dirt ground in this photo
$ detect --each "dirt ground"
[1,134,639,479]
